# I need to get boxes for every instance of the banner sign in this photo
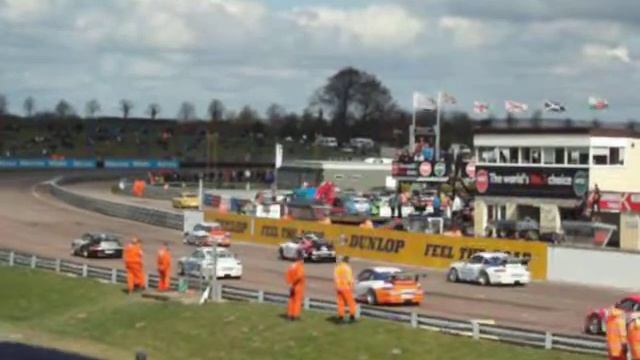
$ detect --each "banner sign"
[476,166,589,198]
[103,159,179,169]
[0,158,97,169]
[392,160,449,179]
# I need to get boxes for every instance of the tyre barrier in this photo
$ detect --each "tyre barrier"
[0,249,606,355]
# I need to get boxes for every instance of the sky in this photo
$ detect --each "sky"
[1,0,639,121]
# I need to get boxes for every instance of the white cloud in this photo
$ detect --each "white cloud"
[583,44,632,64]
[287,4,424,49]
[438,16,492,48]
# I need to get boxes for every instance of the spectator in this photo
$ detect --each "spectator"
[432,191,441,217]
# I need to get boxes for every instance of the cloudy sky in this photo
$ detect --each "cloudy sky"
[1,0,638,121]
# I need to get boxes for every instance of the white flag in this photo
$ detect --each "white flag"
[442,92,457,104]
[413,92,436,110]
[473,101,489,114]
[275,143,283,169]
[505,100,528,113]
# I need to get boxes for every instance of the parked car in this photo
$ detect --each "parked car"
[178,247,242,279]
[349,137,375,149]
[183,222,231,247]
[354,267,424,305]
[172,192,199,209]
[71,233,123,258]
[584,295,640,335]
[489,217,540,240]
[316,137,338,147]
[332,195,372,216]
[447,252,530,286]
[278,233,336,262]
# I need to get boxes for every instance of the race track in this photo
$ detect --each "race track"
[0,172,629,336]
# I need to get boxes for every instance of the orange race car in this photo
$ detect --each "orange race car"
[354,267,424,305]
[183,222,231,247]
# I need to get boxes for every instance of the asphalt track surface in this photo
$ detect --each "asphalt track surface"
[0,172,631,336]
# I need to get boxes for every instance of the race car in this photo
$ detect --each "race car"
[278,233,336,262]
[172,192,200,209]
[584,295,640,335]
[183,222,231,247]
[177,247,242,279]
[354,267,424,305]
[71,233,123,258]
[447,252,531,286]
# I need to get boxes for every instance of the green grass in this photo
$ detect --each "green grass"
[0,267,597,360]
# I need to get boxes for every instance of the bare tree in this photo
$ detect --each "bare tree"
[119,99,133,119]
[266,103,286,125]
[147,103,161,120]
[177,101,196,121]
[207,99,225,122]
[0,94,7,115]
[85,99,101,118]
[55,100,76,118]
[23,96,35,117]
[236,105,259,125]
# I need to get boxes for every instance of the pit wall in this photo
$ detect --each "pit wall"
[547,246,640,290]
[205,211,548,280]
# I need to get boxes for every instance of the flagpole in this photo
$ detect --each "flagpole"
[410,98,416,151]
[435,91,442,161]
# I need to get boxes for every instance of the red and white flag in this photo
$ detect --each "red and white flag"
[442,92,457,105]
[588,96,609,110]
[473,101,489,114]
[505,100,528,113]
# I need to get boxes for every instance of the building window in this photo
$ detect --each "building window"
[568,147,589,165]
[543,147,566,165]
[610,147,625,165]
[522,147,541,164]
[479,147,497,163]
[592,147,608,165]
[497,147,518,164]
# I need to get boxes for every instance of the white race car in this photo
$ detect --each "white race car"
[278,234,336,262]
[177,247,242,279]
[446,252,530,286]
[183,222,231,247]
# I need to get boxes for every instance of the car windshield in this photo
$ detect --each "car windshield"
[183,193,197,198]
[204,250,233,259]
[372,271,400,281]
[194,224,212,232]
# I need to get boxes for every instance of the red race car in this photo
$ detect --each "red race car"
[584,295,640,334]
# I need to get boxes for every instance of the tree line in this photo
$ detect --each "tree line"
[0,67,478,147]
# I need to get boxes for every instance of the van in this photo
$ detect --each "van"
[349,137,375,149]
[317,137,338,147]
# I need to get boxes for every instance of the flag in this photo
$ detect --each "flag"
[413,92,436,110]
[505,100,528,113]
[442,92,457,104]
[473,101,489,114]
[544,100,566,112]
[588,96,608,110]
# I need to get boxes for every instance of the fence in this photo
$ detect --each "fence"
[0,248,605,355]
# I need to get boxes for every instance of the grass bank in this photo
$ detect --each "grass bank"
[0,267,596,360]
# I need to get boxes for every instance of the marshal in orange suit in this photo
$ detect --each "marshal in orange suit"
[123,237,145,294]
[285,252,305,321]
[156,242,171,291]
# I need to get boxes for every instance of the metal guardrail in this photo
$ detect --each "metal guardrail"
[47,176,183,230]
[0,249,606,355]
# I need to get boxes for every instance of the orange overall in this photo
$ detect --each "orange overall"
[285,260,305,319]
[156,247,171,291]
[334,262,357,318]
[606,308,628,360]
[124,243,144,292]
[628,315,640,360]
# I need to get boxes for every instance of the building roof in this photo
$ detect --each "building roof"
[282,160,391,171]
[474,119,640,138]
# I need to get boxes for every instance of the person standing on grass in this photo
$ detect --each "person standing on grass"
[124,237,145,294]
[156,242,171,292]
[334,256,357,323]
[285,252,305,321]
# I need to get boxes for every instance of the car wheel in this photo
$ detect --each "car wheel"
[586,315,602,335]
[178,264,185,276]
[447,268,459,283]
[82,249,89,258]
[278,248,285,260]
[478,272,490,286]
[366,290,378,305]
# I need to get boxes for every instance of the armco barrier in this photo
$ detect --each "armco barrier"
[206,211,548,280]
[0,248,606,355]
